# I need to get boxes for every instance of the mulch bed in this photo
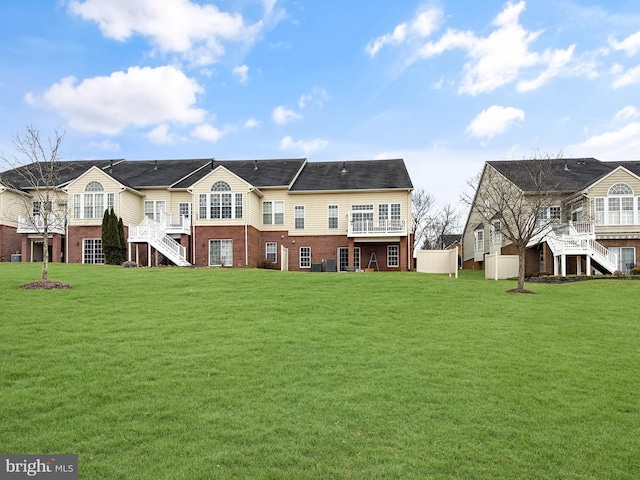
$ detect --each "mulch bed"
[506,288,536,294]
[20,280,72,290]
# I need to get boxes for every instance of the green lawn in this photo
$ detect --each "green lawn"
[1,263,638,479]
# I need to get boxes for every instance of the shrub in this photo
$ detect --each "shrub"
[613,270,624,277]
[630,266,640,275]
[257,259,275,269]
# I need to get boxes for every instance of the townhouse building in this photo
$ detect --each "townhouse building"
[463,158,640,276]
[0,157,414,271]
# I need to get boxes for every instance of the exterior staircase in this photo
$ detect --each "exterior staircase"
[528,222,617,274]
[128,214,190,266]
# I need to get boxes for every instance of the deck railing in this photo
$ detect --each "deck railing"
[348,216,407,236]
[17,214,65,234]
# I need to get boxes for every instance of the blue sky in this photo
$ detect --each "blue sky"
[1,0,640,209]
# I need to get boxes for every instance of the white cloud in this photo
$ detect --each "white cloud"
[67,0,265,66]
[467,105,525,140]
[612,64,640,88]
[405,1,576,95]
[148,124,180,144]
[233,64,249,84]
[280,136,328,154]
[33,65,205,135]
[366,6,442,57]
[609,31,640,56]
[298,87,330,108]
[516,45,576,92]
[244,117,261,128]
[614,106,639,122]
[190,123,226,142]
[272,106,302,125]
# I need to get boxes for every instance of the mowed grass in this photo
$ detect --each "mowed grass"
[0,264,638,479]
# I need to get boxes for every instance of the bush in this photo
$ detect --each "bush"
[630,266,640,275]
[613,269,624,277]
[257,259,275,269]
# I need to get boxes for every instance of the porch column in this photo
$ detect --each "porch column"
[561,254,567,277]
[21,236,30,262]
[576,257,582,275]
[348,237,355,269]
[586,256,591,276]
[553,256,559,276]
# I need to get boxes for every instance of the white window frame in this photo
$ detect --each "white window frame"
[266,242,277,263]
[75,181,113,219]
[144,200,166,221]
[474,229,484,253]
[294,205,305,229]
[83,238,104,264]
[263,201,284,225]
[209,239,233,267]
[328,205,339,229]
[179,202,192,219]
[387,245,399,267]
[299,246,311,268]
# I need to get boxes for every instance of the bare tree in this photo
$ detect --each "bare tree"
[412,188,435,252]
[0,126,66,282]
[421,204,461,250]
[462,152,562,292]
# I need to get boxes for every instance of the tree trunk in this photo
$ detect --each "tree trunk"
[517,247,526,291]
[42,226,49,282]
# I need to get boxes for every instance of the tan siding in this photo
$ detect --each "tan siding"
[286,190,412,236]
[67,167,127,227]
[586,169,640,197]
[0,190,30,226]
[119,190,144,225]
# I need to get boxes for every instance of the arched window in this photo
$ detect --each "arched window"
[198,181,242,219]
[608,183,633,195]
[85,181,104,192]
[211,181,231,192]
[74,181,113,219]
[607,183,634,225]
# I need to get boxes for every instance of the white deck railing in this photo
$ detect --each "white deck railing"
[17,214,65,234]
[544,225,617,273]
[348,216,407,236]
[128,216,189,266]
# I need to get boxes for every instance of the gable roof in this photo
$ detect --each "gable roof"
[290,159,413,191]
[172,158,306,189]
[1,157,412,193]
[0,160,118,191]
[487,158,615,193]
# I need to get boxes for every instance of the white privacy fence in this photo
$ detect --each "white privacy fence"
[416,249,458,278]
[485,253,519,280]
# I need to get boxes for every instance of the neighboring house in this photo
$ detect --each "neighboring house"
[462,158,640,276]
[441,234,462,268]
[0,158,415,271]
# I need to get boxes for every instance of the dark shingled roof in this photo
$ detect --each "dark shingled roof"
[104,159,211,189]
[290,159,413,191]
[171,158,306,189]
[2,157,413,192]
[0,160,118,191]
[487,158,617,192]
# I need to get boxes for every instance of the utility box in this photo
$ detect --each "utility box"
[311,263,322,272]
[11,254,22,262]
[326,258,336,272]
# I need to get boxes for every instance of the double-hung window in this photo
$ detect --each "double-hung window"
[294,205,305,229]
[144,200,166,220]
[328,205,338,229]
[263,201,284,225]
[266,242,277,262]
